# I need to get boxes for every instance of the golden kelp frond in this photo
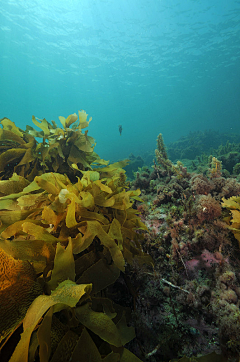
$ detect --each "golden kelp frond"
[29,111,97,181]
[0,111,101,182]
[78,109,92,130]
[222,195,240,210]
[94,160,130,182]
[9,280,92,362]
[0,172,147,361]
[0,172,149,273]
[0,118,23,137]
[0,119,37,181]
[222,195,240,246]
[0,173,30,196]
[59,113,78,129]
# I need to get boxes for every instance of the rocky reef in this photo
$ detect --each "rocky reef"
[127,134,240,361]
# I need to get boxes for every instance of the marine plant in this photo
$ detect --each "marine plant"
[0,111,105,182]
[221,195,240,245]
[0,170,151,361]
[0,110,151,361]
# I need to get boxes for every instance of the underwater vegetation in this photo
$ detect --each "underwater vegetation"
[0,111,152,362]
[1,115,240,362]
[0,111,107,182]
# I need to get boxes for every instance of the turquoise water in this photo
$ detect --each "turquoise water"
[1,0,240,162]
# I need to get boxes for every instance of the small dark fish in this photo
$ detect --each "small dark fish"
[119,125,122,136]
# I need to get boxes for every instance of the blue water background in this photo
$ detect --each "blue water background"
[1,0,240,162]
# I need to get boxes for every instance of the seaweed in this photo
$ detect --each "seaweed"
[0,159,151,361]
[0,111,103,182]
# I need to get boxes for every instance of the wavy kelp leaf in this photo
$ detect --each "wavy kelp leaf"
[94,179,112,193]
[59,113,78,129]
[32,116,50,137]
[81,172,107,190]
[0,149,26,171]
[69,328,102,362]
[103,352,121,362]
[78,191,95,209]
[91,158,109,166]
[9,280,92,362]
[116,313,135,345]
[0,198,16,210]
[49,330,80,362]
[108,218,123,250]
[76,302,122,347]
[0,173,29,196]
[35,175,61,195]
[120,348,143,362]
[0,118,23,137]
[74,221,97,254]
[229,230,240,246]
[17,146,35,166]
[77,220,125,271]
[0,128,25,145]
[78,208,109,224]
[78,110,92,130]
[94,193,115,207]
[95,160,129,180]
[28,331,39,362]
[230,209,240,224]
[42,206,58,228]
[0,248,42,344]
[1,219,38,239]
[68,145,92,169]
[0,238,55,274]
[74,250,97,277]
[37,307,53,362]
[81,170,100,181]
[17,192,45,209]
[74,132,96,153]
[22,222,59,243]
[111,190,132,210]
[66,198,78,228]
[26,125,43,138]
[47,240,75,292]
[0,185,40,201]
[94,221,125,271]
[77,259,120,294]
[0,209,34,226]
[22,179,41,194]
[222,196,240,210]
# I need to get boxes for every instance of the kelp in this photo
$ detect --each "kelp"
[0,171,149,272]
[0,111,114,182]
[222,195,240,244]
[0,168,151,361]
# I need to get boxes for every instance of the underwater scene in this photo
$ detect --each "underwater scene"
[1,0,240,361]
